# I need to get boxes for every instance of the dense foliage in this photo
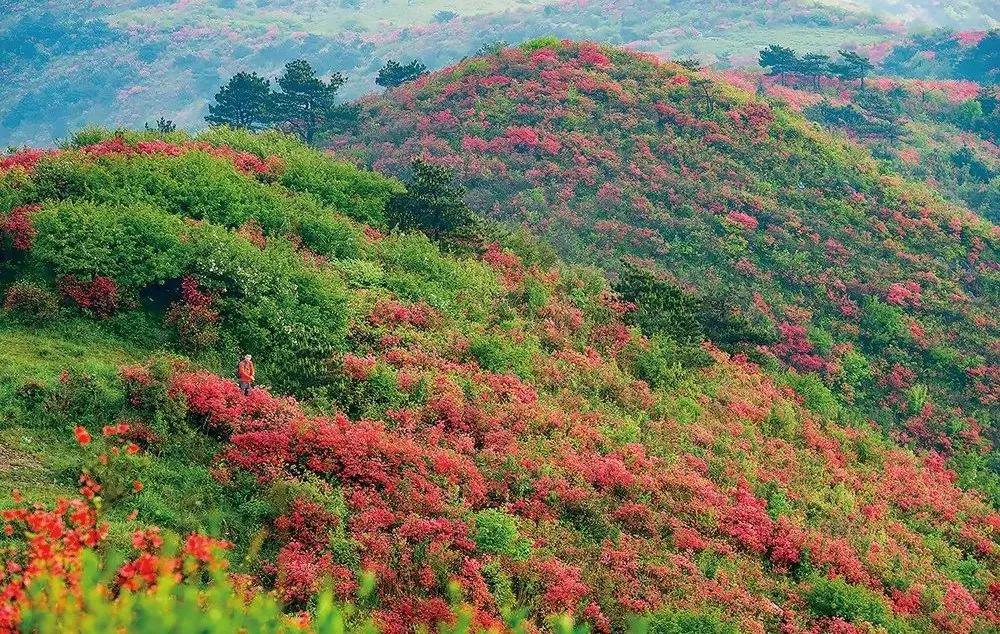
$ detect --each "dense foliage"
[337,40,999,497]
[878,29,999,81]
[3,129,998,631]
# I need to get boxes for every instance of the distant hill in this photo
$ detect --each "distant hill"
[846,0,999,29]
[0,0,906,146]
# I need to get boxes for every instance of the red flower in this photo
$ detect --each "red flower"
[183,533,229,563]
[74,426,92,446]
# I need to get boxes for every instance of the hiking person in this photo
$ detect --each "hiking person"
[237,354,255,396]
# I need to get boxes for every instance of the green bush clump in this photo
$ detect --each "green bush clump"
[785,372,840,418]
[377,232,503,320]
[632,335,712,389]
[804,577,914,633]
[279,153,400,227]
[519,36,562,53]
[193,127,401,227]
[860,297,906,346]
[60,127,401,230]
[643,608,738,634]
[31,200,188,288]
[473,509,531,560]
[469,332,538,379]
[298,212,364,260]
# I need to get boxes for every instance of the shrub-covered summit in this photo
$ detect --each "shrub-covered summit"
[337,39,999,475]
[2,130,998,632]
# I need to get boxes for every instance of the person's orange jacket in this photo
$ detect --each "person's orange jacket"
[237,359,255,382]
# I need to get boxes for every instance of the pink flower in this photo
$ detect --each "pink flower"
[726,210,759,230]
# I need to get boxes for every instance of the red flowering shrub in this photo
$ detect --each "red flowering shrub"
[79,137,279,177]
[57,275,120,318]
[718,481,773,554]
[537,559,589,614]
[482,243,526,289]
[342,353,377,381]
[774,323,828,373]
[369,298,435,328]
[0,204,40,251]
[0,148,50,173]
[885,281,921,307]
[726,210,759,230]
[165,276,220,350]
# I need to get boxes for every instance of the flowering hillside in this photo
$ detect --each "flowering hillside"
[336,40,999,492]
[2,130,998,631]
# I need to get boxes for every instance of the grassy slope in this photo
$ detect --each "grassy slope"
[741,72,999,222]
[0,316,260,548]
[0,321,141,503]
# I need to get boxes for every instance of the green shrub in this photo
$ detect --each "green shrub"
[763,401,798,439]
[469,333,537,379]
[518,276,550,314]
[786,372,840,418]
[520,36,562,53]
[632,335,712,389]
[31,200,188,289]
[699,296,778,351]
[804,577,914,633]
[193,127,400,227]
[473,509,531,560]
[861,297,906,346]
[280,154,399,227]
[36,371,124,430]
[644,607,738,634]
[298,212,363,260]
[378,232,502,319]
[839,350,872,388]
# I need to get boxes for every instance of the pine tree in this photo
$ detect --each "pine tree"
[145,117,176,133]
[691,76,714,114]
[613,263,703,344]
[205,72,273,130]
[758,44,798,86]
[270,60,346,146]
[829,50,874,87]
[795,53,831,89]
[386,159,476,240]
[375,59,429,89]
